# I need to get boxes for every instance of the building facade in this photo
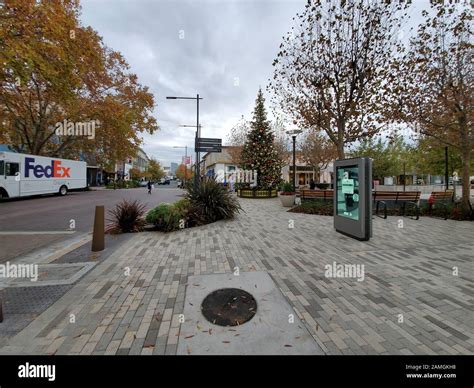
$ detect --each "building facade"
[170,162,178,175]
[115,147,150,181]
[134,148,150,173]
[201,147,239,183]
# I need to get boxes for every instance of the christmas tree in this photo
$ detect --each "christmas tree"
[241,88,283,189]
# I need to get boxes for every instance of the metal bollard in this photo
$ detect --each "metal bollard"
[91,205,105,252]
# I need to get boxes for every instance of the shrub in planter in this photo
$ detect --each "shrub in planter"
[420,202,473,221]
[146,199,191,232]
[279,181,294,194]
[186,177,242,223]
[107,199,146,233]
[289,200,334,216]
[278,181,295,207]
[451,203,474,221]
[146,203,170,228]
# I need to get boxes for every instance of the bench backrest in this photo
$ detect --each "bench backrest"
[430,190,454,201]
[373,191,420,202]
[301,189,334,200]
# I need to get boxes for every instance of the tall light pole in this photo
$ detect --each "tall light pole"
[403,162,406,192]
[286,129,303,192]
[166,95,202,187]
[173,145,188,186]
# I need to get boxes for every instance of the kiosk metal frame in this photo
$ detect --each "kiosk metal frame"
[333,157,372,241]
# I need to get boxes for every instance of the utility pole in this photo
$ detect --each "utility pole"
[196,94,200,188]
[286,129,303,192]
[166,94,202,188]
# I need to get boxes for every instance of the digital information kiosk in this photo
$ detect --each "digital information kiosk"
[333,157,372,241]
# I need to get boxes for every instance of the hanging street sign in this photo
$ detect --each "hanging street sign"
[195,137,222,153]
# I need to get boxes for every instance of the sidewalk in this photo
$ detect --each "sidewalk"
[0,198,472,355]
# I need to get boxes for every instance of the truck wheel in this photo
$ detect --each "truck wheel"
[59,185,68,196]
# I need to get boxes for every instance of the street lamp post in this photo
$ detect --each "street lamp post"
[403,162,406,192]
[166,94,202,187]
[173,145,188,187]
[286,129,303,193]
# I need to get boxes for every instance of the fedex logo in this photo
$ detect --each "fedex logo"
[25,157,70,178]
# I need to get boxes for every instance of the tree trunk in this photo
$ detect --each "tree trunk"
[336,120,345,159]
[337,141,345,159]
[460,144,471,209]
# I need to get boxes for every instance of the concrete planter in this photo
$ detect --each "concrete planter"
[279,193,296,207]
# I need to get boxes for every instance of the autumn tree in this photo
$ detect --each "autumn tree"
[271,116,292,164]
[128,167,142,180]
[175,163,193,181]
[390,2,473,208]
[225,115,248,165]
[268,0,409,158]
[146,158,165,181]
[412,137,469,179]
[0,0,157,164]
[300,131,338,182]
[240,88,283,189]
[350,135,414,182]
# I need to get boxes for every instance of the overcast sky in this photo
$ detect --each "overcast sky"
[80,0,430,167]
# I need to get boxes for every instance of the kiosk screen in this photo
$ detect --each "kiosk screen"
[336,165,360,221]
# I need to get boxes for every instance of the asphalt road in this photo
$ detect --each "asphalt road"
[0,185,183,262]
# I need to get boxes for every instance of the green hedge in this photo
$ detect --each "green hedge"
[106,180,141,189]
[146,199,190,232]
[288,200,333,216]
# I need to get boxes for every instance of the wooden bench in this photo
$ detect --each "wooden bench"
[373,191,421,220]
[300,189,334,202]
[428,190,454,220]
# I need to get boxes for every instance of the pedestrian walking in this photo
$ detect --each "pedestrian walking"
[147,180,152,194]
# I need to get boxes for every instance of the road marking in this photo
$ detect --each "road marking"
[0,231,76,235]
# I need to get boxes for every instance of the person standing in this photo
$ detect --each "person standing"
[147,180,152,195]
[310,178,316,190]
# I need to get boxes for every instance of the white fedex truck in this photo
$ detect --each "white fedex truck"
[0,151,87,199]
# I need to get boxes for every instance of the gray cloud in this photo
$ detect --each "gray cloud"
[80,0,430,167]
[80,0,305,166]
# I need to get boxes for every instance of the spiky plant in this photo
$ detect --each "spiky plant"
[108,199,146,233]
[186,177,242,223]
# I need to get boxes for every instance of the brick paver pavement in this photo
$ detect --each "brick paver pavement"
[0,197,472,355]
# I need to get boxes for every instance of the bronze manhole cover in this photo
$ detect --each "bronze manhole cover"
[201,288,257,326]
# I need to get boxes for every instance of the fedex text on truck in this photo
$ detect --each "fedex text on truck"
[24,157,71,178]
